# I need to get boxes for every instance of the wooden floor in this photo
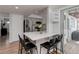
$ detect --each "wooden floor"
[0,41,61,54]
[0,41,19,54]
[0,36,61,54]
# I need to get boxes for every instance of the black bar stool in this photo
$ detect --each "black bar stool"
[40,34,59,54]
[55,34,63,53]
[18,34,30,53]
[18,34,38,54]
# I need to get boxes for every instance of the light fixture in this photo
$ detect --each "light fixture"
[15,6,19,9]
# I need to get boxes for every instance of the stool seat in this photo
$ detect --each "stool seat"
[41,42,56,49]
[25,43,36,50]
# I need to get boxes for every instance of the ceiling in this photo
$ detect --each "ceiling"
[0,5,69,16]
[51,5,68,10]
[0,5,47,16]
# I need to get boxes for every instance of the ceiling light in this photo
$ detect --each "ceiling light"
[15,6,19,9]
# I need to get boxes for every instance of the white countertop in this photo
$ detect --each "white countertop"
[24,32,59,41]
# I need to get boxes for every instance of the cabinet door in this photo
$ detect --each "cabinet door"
[52,10,60,34]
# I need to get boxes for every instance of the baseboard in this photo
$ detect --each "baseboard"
[9,40,19,44]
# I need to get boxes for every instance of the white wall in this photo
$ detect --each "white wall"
[9,14,24,42]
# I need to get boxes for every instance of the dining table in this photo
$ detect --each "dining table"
[23,31,60,54]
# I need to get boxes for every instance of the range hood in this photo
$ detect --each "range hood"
[28,14,43,19]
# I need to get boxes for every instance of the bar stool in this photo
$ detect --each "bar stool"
[40,34,59,54]
[55,34,63,53]
[18,34,38,54]
[18,34,30,53]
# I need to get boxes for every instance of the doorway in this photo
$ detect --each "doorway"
[0,17,10,47]
[63,6,79,44]
[61,6,79,53]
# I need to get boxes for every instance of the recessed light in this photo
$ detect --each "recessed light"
[15,6,19,9]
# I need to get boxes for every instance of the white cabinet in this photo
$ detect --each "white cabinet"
[52,10,60,22]
[47,8,60,34]
[52,10,60,34]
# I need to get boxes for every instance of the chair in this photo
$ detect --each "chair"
[55,34,63,53]
[18,34,38,54]
[55,34,63,43]
[23,35,30,43]
[18,34,30,53]
[40,34,60,54]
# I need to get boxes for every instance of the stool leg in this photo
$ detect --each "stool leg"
[21,46,23,54]
[36,47,38,54]
[40,45,41,54]
[47,49,50,54]
[30,49,33,54]
[61,40,64,54]
[56,48,57,54]
[56,44,57,54]
[18,42,20,54]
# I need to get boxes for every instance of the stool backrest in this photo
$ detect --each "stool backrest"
[59,34,63,41]
[55,34,63,43]
[50,34,59,45]
[18,34,26,48]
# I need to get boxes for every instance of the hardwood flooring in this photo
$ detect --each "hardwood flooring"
[0,41,61,54]
[0,41,19,54]
[0,36,61,54]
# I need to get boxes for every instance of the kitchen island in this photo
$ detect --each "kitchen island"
[24,32,59,54]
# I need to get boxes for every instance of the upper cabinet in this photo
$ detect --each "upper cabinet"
[52,10,60,33]
[47,7,60,33]
[52,10,60,23]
